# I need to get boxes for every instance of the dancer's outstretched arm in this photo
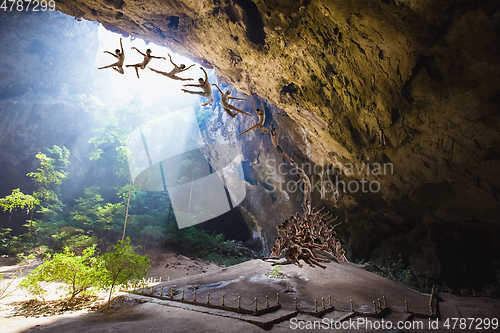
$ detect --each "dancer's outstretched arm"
[131,47,145,56]
[212,83,223,94]
[104,51,117,58]
[184,83,202,87]
[238,123,260,136]
[180,64,195,72]
[151,55,166,60]
[201,67,208,82]
[168,53,176,66]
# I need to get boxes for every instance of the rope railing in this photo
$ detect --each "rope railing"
[129,287,436,319]
[256,297,266,304]
[240,297,255,307]
[209,294,224,301]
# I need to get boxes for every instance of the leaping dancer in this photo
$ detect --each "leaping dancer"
[182,67,214,106]
[212,84,251,118]
[126,47,165,78]
[238,99,268,136]
[269,120,293,165]
[149,53,195,81]
[98,38,125,74]
[291,167,312,216]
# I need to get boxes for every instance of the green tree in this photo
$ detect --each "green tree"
[0,228,12,253]
[99,237,149,309]
[0,188,38,213]
[19,245,104,299]
[70,187,104,233]
[26,152,67,186]
[62,234,98,256]
[0,146,70,247]
[27,146,69,208]
[140,225,164,253]
[0,188,39,243]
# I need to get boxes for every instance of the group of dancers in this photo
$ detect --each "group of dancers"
[98,38,313,215]
[263,208,348,268]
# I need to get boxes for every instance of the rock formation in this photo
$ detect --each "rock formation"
[4,1,500,288]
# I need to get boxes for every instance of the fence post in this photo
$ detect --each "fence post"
[277,293,280,305]
[207,292,210,304]
[429,284,435,316]
[194,291,197,302]
[329,295,331,307]
[350,299,353,312]
[151,287,153,295]
[170,288,173,298]
[266,295,269,308]
[238,296,241,308]
[383,296,386,306]
[159,277,162,282]
[222,294,225,306]
[161,287,164,296]
[182,290,184,300]
[322,297,325,310]
[314,299,318,312]
[405,300,408,312]
[294,298,298,310]
[373,301,376,313]
[255,297,258,311]
[378,298,381,309]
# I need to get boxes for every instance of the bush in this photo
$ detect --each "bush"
[164,224,251,265]
[62,235,98,256]
[266,265,284,279]
[7,235,31,256]
[19,245,105,299]
[20,239,150,307]
[100,237,150,308]
[376,254,428,292]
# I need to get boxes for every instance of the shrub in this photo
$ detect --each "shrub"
[266,265,284,279]
[99,237,150,308]
[19,245,105,299]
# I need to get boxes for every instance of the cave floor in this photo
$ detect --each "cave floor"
[1,259,499,332]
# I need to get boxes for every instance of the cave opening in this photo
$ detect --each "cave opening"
[0,10,256,260]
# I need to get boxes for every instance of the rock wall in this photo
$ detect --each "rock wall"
[45,0,500,288]
[0,11,98,202]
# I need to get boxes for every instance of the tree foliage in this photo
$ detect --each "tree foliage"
[19,239,149,307]
[26,152,67,186]
[19,245,104,299]
[0,100,249,273]
[0,189,38,213]
[99,237,150,308]
[140,225,164,252]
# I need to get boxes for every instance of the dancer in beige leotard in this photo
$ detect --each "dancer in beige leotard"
[126,48,165,78]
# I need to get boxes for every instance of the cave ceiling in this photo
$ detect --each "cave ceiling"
[52,0,500,283]
[57,0,500,222]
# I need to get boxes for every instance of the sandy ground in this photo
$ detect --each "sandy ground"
[0,253,499,333]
